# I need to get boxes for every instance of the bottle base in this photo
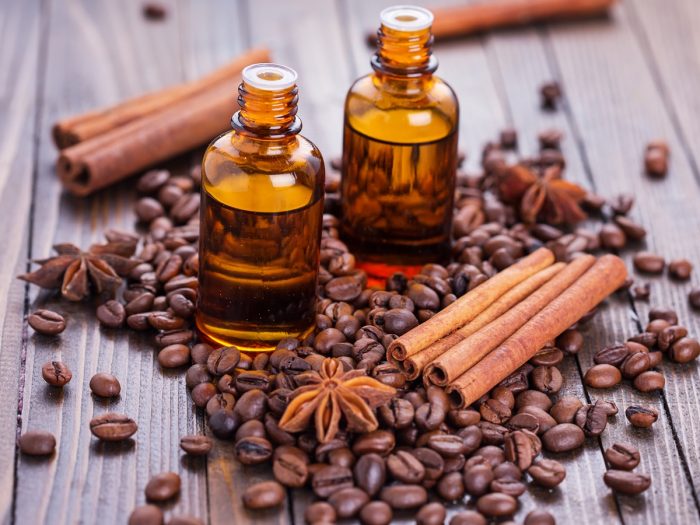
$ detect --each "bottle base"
[195,315,314,352]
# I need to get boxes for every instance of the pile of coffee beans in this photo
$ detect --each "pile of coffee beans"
[20,123,699,524]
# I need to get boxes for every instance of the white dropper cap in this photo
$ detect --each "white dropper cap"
[379,5,434,31]
[241,63,298,91]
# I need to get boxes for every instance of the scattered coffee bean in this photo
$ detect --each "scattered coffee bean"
[530,366,563,394]
[90,413,137,441]
[18,430,56,456]
[620,351,651,379]
[207,346,240,376]
[550,396,583,424]
[158,343,190,368]
[449,511,488,525]
[542,423,584,453]
[528,458,566,488]
[669,337,700,363]
[524,509,555,525]
[354,453,386,496]
[28,309,66,335]
[96,300,126,328]
[328,486,369,519]
[168,515,203,525]
[689,287,700,310]
[625,405,658,428]
[209,409,239,439]
[540,81,562,110]
[359,500,393,525]
[574,403,608,436]
[179,434,212,456]
[476,492,517,517]
[89,372,121,398]
[633,251,665,274]
[41,361,72,387]
[305,501,336,524]
[633,370,665,392]
[312,465,354,498]
[128,504,163,525]
[416,502,447,525]
[556,329,583,355]
[145,471,181,502]
[584,364,621,389]
[379,484,427,509]
[644,140,669,178]
[668,259,692,280]
[604,442,640,470]
[603,469,651,495]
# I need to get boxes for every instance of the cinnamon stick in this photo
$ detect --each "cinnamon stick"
[447,254,627,408]
[55,48,271,196]
[426,255,594,386]
[389,247,555,362]
[53,47,270,149]
[401,261,565,381]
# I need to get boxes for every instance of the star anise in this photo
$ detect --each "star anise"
[19,239,140,301]
[279,358,396,443]
[498,163,587,225]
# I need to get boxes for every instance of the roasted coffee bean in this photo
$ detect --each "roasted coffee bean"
[381,308,419,336]
[530,346,564,367]
[235,370,271,393]
[359,500,393,525]
[148,311,185,331]
[644,141,668,177]
[305,501,336,524]
[631,282,651,301]
[387,450,425,483]
[450,510,487,525]
[427,433,466,457]
[633,370,665,392]
[530,366,563,394]
[491,476,527,497]
[28,309,66,335]
[96,300,126,328]
[314,328,346,353]
[620,351,651,379]
[596,399,618,417]
[137,169,170,193]
[313,465,353,498]
[584,364,621,389]
[185,364,211,389]
[518,406,556,435]
[417,501,448,525]
[480,398,511,424]
[457,425,483,456]
[542,423,584,453]
[625,405,658,428]
[354,453,386,496]
[633,251,665,274]
[493,461,522,481]
[235,419,265,441]
[528,458,566,488]
[18,430,56,456]
[605,442,640,471]
[443,454,466,474]
[504,431,535,470]
[145,472,180,502]
[191,382,217,408]
[128,504,163,525]
[516,390,552,412]
[273,447,308,488]
[411,447,444,482]
[594,343,629,366]
[327,487,369,519]
[235,436,273,465]
[155,329,193,347]
[126,312,151,331]
[463,464,494,496]
[41,361,72,387]
[646,318,670,335]
[90,413,137,441]
[648,306,678,324]
[353,430,395,456]
[540,81,562,109]
[647,351,664,367]
[158,344,190,368]
[599,223,626,250]
[242,480,285,509]
[524,509,555,525]
[604,469,651,495]
[206,393,235,417]
[171,193,199,223]
[380,484,427,509]
[498,366,530,393]
[574,403,608,436]
[506,412,539,434]
[436,471,465,501]
[206,346,240,376]
[613,216,646,241]
[179,434,212,456]
[657,325,688,351]
[167,515,203,525]
[208,409,239,439]
[448,408,481,428]
[669,337,700,363]
[125,292,155,316]
[477,421,508,445]
[233,389,267,421]
[89,372,121,398]
[476,493,517,517]
[667,259,692,281]
[326,276,363,302]
[550,396,583,424]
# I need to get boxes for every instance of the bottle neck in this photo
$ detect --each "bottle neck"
[372,23,437,77]
[232,81,301,139]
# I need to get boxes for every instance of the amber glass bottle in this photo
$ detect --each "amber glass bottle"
[197,64,324,351]
[341,5,459,280]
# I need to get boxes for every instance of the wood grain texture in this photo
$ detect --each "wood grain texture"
[14,1,207,524]
[544,1,700,520]
[0,0,44,523]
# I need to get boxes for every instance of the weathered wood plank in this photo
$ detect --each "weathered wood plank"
[545,1,700,520]
[15,1,207,523]
[0,0,44,523]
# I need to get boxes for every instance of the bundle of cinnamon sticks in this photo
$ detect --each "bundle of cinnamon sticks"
[389,248,627,408]
[54,47,271,196]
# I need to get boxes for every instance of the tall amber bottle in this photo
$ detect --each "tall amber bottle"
[341,5,459,279]
[197,64,324,351]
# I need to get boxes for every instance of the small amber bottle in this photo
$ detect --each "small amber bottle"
[197,64,325,351]
[341,5,459,279]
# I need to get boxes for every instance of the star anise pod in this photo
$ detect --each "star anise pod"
[498,163,587,225]
[279,358,396,443]
[19,239,140,301]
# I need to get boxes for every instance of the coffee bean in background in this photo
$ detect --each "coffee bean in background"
[28,309,66,335]
[128,504,163,525]
[18,430,56,456]
[96,300,126,328]
[358,500,393,525]
[633,251,665,274]
[625,406,659,428]
[179,434,212,456]
[41,361,72,387]
[89,412,137,441]
[145,471,181,502]
[524,509,556,525]
[168,515,204,525]
[89,372,121,398]
[604,469,651,495]
[604,442,640,471]
[242,480,285,509]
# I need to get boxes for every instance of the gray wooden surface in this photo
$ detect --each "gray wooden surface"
[1,0,699,523]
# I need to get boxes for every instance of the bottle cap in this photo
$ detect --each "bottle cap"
[379,5,433,31]
[242,63,298,91]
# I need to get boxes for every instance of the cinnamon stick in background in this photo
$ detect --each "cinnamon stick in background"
[368,0,615,43]
[401,262,565,380]
[55,47,271,196]
[389,247,555,362]
[426,255,594,386]
[447,254,627,408]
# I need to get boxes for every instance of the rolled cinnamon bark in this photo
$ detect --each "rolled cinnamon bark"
[447,254,627,408]
[401,261,565,381]
[53,47,271,149]
[389,247,555,362]
[426,256,594,386]
[56,48,271,196]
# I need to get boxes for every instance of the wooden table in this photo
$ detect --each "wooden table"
[2,0,699,523]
